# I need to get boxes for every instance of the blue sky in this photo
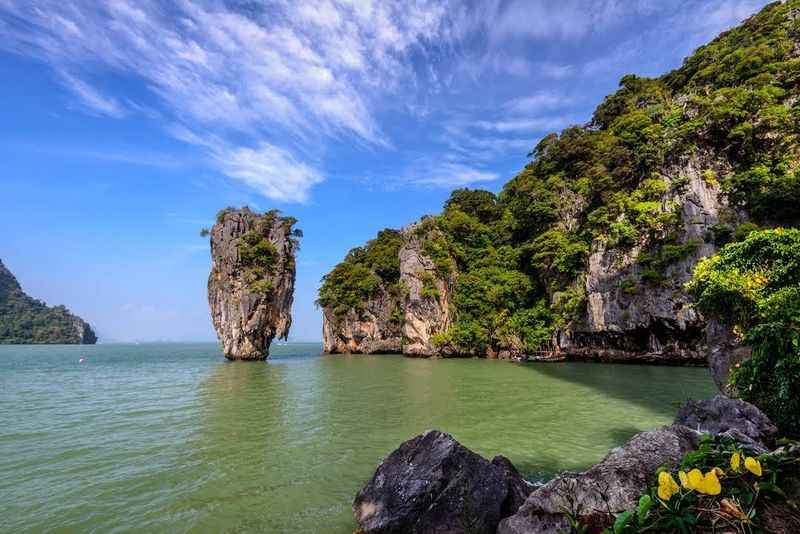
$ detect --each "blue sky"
[0,0,769,342]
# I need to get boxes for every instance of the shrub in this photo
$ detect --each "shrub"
[688,228,800,437]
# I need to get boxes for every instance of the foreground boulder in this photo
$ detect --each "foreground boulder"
[353,430,531,534]
[499,396,776,534]
[499,425,700,534]
[207,208,300,360]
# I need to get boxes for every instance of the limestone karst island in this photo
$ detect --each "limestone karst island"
[1,1,800,533]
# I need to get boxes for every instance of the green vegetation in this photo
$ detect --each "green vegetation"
[567,434,800,533]
[217,208,300,297]
[688,228,800,437]
[320,1,800,356]
[317,230,404,319]
[0,260,96,344]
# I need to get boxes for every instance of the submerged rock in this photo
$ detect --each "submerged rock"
[353,430,531,534]
[207,208,299,360]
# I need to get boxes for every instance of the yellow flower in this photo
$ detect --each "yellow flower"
[744,457,762,476]
[686,468,704,490]
[731,452,741,472]
[658,471,680,500]
[678,470,689,488]
[698,470,722,495]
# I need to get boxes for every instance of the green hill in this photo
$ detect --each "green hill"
[0,259,97,344]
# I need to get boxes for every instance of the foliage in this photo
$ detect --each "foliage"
[687,228,800,437]
[0,262,96,344]
[317,229,403,318]
[320,1,800,356]
[566,434,799,534]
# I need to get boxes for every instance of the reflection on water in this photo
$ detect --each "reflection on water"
[0,343,716,533]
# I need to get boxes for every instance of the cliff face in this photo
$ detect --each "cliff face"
[0,259,97,344]
[399,221,454,357]
[320,1,800,365]
[208,208,299,360]
[320,221,452,356]
[559,153,736,363]
[321,289,402,354]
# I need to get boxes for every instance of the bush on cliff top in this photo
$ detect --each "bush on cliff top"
[688,228,800,438]
[317,229,403,318]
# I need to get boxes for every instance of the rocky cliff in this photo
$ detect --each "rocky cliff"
[558,152,740,364]
[320,1,800,364]
[0,259,97,344]
[208,208,299,360]
[319,221,453,355]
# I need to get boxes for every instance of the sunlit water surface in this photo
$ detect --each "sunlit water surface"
[0,343,716,533]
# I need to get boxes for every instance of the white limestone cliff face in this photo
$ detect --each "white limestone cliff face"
[321,289,403,354]
[559,152,739,363]
[399,221,455,357]
[208,208,298,360]
[321,219,453,356]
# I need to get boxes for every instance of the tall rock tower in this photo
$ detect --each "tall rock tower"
[207,208,300,360]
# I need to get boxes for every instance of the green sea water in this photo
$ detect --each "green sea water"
[0,343,716,533]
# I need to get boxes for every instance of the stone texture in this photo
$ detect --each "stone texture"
[400,220,455,357]
[207,208,298,360]
[675,395,778,446]
[321,218,452,356]
[500,397,777,534]
[559,153,736,364]
[705,319,752,393]
[498,425,700,534]
[321,289,402,354]
[353,430,531,534]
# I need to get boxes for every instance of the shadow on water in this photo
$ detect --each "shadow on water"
[521,361,716,418]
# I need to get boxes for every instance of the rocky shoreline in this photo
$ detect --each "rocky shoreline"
[353,396,799,534]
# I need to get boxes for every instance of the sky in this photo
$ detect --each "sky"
[0,0,771,342]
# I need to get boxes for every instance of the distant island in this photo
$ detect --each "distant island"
[0,259,96,344]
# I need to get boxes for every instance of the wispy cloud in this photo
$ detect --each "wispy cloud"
[217,143,323,203]
[0,0,452,202]
[58,70,125,118]
[0,0,771,201]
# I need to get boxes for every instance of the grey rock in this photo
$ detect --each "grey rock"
[207,208,298,360]
[498,425,700,534]
[399,219,455,357]
[675,395,777,446]
[353,430,531,534]
[559,152,742,365]
[321,288,403,354]
[705,319,751,393]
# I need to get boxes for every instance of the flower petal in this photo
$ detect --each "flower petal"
[744,457,762,476]
[731,452,741,472]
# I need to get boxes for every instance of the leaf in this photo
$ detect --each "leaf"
[613,511,633,532]
[638,494,653,521]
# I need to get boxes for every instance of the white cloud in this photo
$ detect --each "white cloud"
[411,162,500,187]
[0,0,452,201]
[475,115,582,134]
[58,71,125,118]
[217,143,323,203]
[504,92,572,114]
